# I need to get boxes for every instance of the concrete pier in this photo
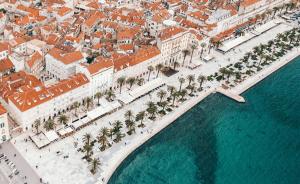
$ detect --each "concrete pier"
[215,87,245,103]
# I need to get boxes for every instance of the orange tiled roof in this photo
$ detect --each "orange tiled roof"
[48,47,84,65]
[0,42,10,52]
[0,104,6,115]
[86,57,113,75]
[1,71,89,112]
[241,0,258,7]
[57,7,72,17]
[26,52,43,69]
[0,58,14,73]
[159,26,186,41]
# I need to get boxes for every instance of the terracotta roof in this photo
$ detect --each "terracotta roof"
[86,57,113,75]
[48,47,84,65]
[159,26,186,41]
[241,0,258,7]
[26,52,43,69]
[0,104,6,115]
[188,11,209,21]
[0,42,10,52]
[1,72,89,112]
[57,7,72,17]
[0,58,14,73]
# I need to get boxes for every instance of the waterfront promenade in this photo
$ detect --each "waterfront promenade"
[101,46,300,184]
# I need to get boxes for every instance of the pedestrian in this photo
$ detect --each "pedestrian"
[14,154,16,157]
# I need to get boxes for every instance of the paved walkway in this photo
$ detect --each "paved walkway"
[0,142,41,184]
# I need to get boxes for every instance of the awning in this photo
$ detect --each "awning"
[44,130,59,142]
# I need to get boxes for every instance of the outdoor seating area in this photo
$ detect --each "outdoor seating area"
[29,132,51,149]
[57,126,74,139]
[87,99,122,120]
[218,20,282,53]
[117,78,165,105]
[218,32,256,53]
[251,20,280,35]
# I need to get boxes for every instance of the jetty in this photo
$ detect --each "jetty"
[215,87,245,103]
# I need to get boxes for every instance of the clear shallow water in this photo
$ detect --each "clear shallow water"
[108,57,300,184]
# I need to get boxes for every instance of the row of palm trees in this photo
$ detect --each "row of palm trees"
[209,28,300,86]
[115,63,165,93]
[79,73,208,174]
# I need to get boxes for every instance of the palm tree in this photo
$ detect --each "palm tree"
[146,102,158,119]
[83,133,92,146]
[186,74,195,86]
[179,89,187,100]
[114,132,123,143]
[124,110,134,123]
[98,127,109,151]
[187,83,196,95]
[147,65,154,81]
[83,142,93,160]
[105,89,115,101]
[126,120,136,135]
[155,64,163,78]
[126,77,136,89]
[94,92,103,106]
[197,75,206,90]
[167,85,176,98]
[200,42,206,59]
[117,76,126,93]
[112,120,123,135]
[86,97,93,110]
[189,43,197,63]
[58,115,68,126]
[108,128,114,140]
[160,101,168,111]
[33,119,41,134]
[90,158,101,174]
[136,111,146,128]
[44,119,55,131]
[157,89,167,103]
[72,101,80,116]
[226,70,234,82]
[219,67,228,80]
[171,91,180,106]
[178,77,185,91]
[182,49,190,66]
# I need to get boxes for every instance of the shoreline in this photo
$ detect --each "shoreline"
[231,48,299,95]
[101,48,300,184]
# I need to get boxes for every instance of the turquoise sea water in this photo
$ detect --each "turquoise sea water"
[108,57,300,184]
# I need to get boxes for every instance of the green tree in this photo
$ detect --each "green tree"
[90,158,101,174]
[72,101,80,116]
[136,111,146,128]
[94,92,103,106]
[147,66,154,81]
[186,74,195,86]
[178,77,185,91]
[197,75,206,90]
[155,64,163,78]
[105,89,115,101]
[182,49,190,66]
[126,77,136,89]
[189,43,197,63]
[44,119,55,131]
[33,119,41,134]
[117,77,126,94]
[157,89,167,103]
[146,102,158,119]
[124,110,134,123]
